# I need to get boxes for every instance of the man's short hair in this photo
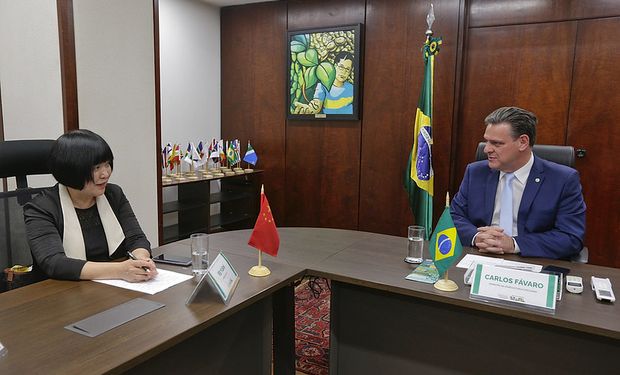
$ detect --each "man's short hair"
[49,129,114,189]
[484,106,537,146]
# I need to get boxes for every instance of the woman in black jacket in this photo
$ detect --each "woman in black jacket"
[24,130,157,281]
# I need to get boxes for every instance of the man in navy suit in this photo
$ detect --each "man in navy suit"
[450,107,586,259]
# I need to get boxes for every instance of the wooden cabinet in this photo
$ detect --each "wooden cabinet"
[161,171,262,244]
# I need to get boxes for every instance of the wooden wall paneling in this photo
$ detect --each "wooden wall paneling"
[357,0,414,235]
[153,0,163,245]
[358,0,461,236]
[567,17,620,267]
[285,0,365,229]
[56,0,79,132]
[469,0,620,28]
[221,2,287,224]
[454,22,577,193]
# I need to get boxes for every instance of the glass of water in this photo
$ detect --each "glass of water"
[190,233,209,275]
[404,225,425,264]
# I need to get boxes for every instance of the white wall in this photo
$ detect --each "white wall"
[160,0,221,146]
[73,0,158,246]
[0,0,64,189]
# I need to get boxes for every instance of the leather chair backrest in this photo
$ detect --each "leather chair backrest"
[0,139,55,291]
[475,142,575,168]
[0,139,54,188]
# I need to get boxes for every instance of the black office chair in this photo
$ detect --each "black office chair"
[0,139,55,291]
[474,142,588,263]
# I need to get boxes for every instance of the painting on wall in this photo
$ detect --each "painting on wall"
[287,24,362,121]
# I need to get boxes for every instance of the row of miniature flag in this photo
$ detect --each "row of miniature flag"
[161,139,257,170]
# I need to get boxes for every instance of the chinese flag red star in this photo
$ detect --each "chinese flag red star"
[248,190,280,256]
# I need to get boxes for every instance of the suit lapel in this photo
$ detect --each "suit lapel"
[485,168,499,224]
[519,156,545,220]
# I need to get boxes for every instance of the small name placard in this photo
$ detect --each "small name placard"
[470,264,558,313]
[186,252,240,305]
[207,252,240,304]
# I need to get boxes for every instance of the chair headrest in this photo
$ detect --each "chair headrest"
[0,139,55,179]
[475,142,575,168]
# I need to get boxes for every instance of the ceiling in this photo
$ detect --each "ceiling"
[201,0,275,7]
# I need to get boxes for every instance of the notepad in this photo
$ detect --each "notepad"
[65,298,164,337]
[93,268,193,295]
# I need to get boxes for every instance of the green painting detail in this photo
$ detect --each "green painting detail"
[289,28,357,116]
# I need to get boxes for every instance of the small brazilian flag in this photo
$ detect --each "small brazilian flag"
[429,206,462,277]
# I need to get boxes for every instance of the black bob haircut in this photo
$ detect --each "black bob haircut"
[49,129,114,189]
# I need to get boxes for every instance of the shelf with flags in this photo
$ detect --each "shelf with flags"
[162,169,263,187]
[161,139,260,181]
[161,170,263,244]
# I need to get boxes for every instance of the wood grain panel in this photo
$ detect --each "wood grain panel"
[567,17,620,267]
[221,2,287,224]
[455,22,577,193]
[287,0,366,31]
[56,0,79,132]
[358,0,460,236]
[285,0,365,229]
[153,0,163,245]
[470,0,620,28]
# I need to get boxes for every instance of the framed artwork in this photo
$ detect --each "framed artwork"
[287,24,362,121]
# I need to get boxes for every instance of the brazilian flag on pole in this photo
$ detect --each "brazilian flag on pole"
[403,32,442,239]
[430,204,462,278]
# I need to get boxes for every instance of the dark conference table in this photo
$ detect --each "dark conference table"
[0,228,619,374]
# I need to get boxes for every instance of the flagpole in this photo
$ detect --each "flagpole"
[433,192,459,292]
[249,185,272,277]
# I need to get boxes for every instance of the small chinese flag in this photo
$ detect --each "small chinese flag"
[248,188,280,256]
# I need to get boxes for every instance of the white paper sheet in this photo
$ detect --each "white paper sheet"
[94,268,193,295]
[456,254,542,272]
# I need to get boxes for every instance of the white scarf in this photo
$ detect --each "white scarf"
[59,184,125,260]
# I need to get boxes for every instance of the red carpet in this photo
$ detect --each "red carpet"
[295,277,331,375]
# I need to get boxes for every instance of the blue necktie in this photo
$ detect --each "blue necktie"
[499,173,515,236]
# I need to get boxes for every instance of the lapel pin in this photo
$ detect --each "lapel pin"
[535,177,540,183]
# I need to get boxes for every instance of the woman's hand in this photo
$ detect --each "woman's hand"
[118,258,158,282]
[80,256,157,282]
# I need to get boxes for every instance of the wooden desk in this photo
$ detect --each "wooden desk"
[1,228,618,374]
[213,229,620,374]
[0,245,304,374]
[310,233,620,374]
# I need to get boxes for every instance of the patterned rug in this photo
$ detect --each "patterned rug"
[295,277,331,375]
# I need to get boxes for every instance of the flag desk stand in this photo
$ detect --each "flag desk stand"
[248,251,271,277]
[187,165,198,180]
[433,271,458,291]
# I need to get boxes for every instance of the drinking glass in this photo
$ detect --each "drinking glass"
[190,233,209,274]
[404,225,425,264]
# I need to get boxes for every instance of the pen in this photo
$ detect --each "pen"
[127,251,150,273]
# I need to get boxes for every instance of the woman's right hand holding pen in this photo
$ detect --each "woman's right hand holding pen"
[120,258,158,282]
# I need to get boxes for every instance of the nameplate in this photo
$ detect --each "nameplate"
[187,252,240,305]
[470,264,557,313]
[207,252,239,304]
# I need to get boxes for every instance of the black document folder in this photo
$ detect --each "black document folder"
[65,298,165,337]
